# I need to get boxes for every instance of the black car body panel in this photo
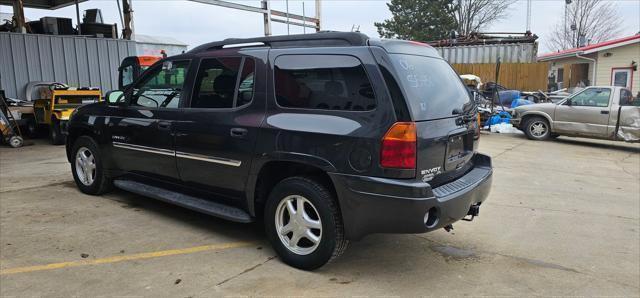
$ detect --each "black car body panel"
[66,32,492,240]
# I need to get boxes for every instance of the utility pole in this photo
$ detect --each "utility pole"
[12,0,26,33]
[75,0,82,35]
[122,0,133,40]
[525,0,532,32]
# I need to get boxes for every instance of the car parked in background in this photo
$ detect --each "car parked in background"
[511,86,639,142]
[65,32,493,270]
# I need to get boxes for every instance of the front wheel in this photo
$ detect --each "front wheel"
[71,136,112,195]
[264,176,348,270]
[523,117,551,141]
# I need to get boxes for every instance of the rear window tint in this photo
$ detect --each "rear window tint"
[274,55,376,111]
[390,54,472,120]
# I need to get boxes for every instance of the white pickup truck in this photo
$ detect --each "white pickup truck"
[511,86,639,142]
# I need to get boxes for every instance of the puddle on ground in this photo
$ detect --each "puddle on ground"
[431,245,477,260]
[430,244,580,273]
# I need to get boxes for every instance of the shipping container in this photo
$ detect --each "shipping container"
[0,32,136,99]
[436,43,538,64]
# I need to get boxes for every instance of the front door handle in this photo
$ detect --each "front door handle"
[601,110,609,114]
[230,128,248,138]
[158,121,171,130]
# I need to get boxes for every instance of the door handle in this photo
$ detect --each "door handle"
[230,128,248,138]
[158,121,171,130]
[601,110,609,114]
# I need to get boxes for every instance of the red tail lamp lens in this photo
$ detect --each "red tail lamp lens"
[380,122,417,169]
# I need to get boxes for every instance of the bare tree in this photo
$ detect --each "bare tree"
[548,0,622,51]
[453,0,516,36]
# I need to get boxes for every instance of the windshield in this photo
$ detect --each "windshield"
[389,54,472,121]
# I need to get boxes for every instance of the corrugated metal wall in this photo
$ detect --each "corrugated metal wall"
[436,43,538,64]
[0,32,136,99]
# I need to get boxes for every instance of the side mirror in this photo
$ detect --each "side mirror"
[105,90,125,106]
[565,99,572,106]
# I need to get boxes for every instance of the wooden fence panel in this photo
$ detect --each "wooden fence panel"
[451,62,549,91]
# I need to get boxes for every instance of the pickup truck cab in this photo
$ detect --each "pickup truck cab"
[65,32,493,270]
[512,86,639,142]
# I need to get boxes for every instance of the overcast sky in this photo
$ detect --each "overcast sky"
[2,0,639,54]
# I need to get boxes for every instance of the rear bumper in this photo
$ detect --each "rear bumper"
[330,154,493,240]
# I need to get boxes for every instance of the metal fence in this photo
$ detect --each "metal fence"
[436,43,538,64]
[0,32,136,99]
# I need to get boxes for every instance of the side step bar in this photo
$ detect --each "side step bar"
[113,180,253,223]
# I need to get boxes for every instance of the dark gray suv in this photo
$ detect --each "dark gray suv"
[66,32,493,270]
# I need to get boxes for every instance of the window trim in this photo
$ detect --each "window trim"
[125,59,192,110]
[184,56,256,111]
[272,53,377,113]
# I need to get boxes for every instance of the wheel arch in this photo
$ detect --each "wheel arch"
[247,159,337,218]
[521,111,554,131]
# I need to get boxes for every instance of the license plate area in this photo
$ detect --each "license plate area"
[444,132,473,171]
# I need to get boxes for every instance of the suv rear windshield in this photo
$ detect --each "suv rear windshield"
[390,54,472,120]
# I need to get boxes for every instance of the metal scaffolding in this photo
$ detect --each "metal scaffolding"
[188,0,321,36]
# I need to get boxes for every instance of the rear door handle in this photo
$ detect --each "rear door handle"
[230,128,248,138]
[158,121,171,130]
[601,110,609,114]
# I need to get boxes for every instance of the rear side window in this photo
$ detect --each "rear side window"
[389,54,472,120]
[274,55,376,111]
[191,57,255,109]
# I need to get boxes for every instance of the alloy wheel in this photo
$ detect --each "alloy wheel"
[75,147,96,186]
[530,121,548,137]
[275,195,322,255]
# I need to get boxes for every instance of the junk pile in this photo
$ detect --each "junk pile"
[464,74,560,134]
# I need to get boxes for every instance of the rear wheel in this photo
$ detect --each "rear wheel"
[523,116,551,141]
[71,136,112,195]
[264,176,348,270]
[50,119,65,145]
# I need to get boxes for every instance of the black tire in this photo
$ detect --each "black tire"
[523,116,551,141]
[8,136,23,148]
[23,116,38,137]
[264,176,348,270]
[70,136,112,195]
[50,119,65,145]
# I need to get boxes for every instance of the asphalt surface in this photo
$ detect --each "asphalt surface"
[0,133,638,296]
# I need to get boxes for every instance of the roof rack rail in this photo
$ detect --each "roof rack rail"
[189,32,370,53]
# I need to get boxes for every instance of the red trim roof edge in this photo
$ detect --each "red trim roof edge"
[538,34,640,59]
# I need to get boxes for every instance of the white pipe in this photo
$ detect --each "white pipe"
[575,52,597,86]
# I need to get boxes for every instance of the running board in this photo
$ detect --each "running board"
[113,180,253,223]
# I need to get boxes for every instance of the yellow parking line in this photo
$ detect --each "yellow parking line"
[0,241,257,275]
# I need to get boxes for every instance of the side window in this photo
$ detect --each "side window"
[237,58,255,107]
[569,88,611,107]
[274,55,376,111]
[620,89,635,106]
[191,57,255,109]
[130,60,190,108]
[121,64,134,88]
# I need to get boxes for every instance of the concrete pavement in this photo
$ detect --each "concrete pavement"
[1,133,638,296]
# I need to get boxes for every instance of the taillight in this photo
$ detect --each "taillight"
[380,122,416,169]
